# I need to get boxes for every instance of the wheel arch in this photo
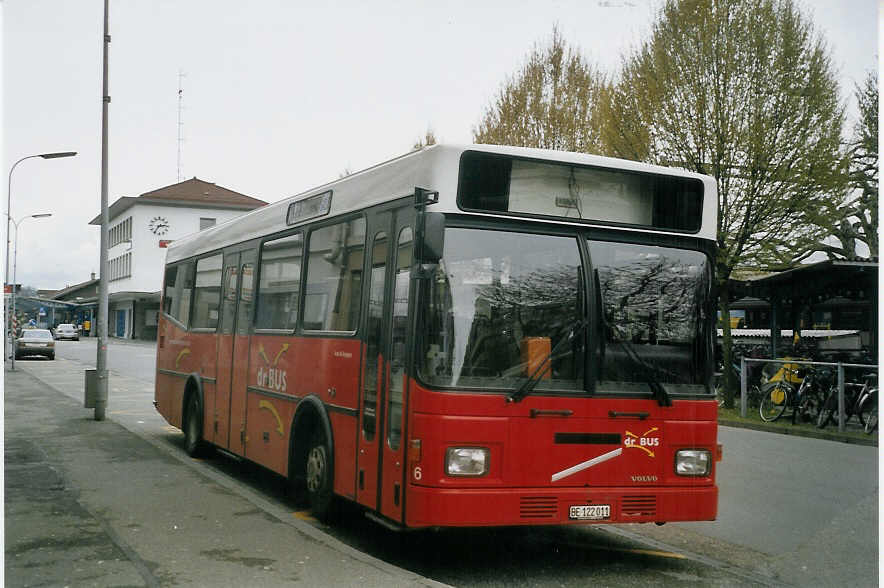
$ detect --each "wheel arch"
[288,395,334,482]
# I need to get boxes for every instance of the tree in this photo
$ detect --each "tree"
[761,71,878,264]
[473,26,606,152]
[598,0,845,407]
[413,128,438,151]
[847,71,879,259]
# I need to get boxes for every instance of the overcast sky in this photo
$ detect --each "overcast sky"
[2,0,878,291]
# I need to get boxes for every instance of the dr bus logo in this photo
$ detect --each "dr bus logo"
[256,343,289,393]
[623,427,660,458]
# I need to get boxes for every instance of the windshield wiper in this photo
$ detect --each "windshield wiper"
[507,319,588,404]
[617,340,672,407]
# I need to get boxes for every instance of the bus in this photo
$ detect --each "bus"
[155,144,721,529]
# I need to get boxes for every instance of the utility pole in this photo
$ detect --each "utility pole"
[95,0,111,421]
[177,70,186,182]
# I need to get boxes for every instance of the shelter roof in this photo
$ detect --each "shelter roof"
[50,278,99,301]
[732,259,877,302]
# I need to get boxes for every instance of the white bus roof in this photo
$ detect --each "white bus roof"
[166,144,717,264]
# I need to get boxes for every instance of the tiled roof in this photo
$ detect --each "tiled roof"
[137,177,266,207]
[90,178,266,224]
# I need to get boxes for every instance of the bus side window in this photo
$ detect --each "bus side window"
[192,254,223,330]
[237,263,255,335]
[256,233,303,331]
[178,263,194,327]
[162,265,178,317]
[363,231,388,441]
[163,262,194,327]
[387,226,412,450]
[220,265,239,335]
[304,217,366,332]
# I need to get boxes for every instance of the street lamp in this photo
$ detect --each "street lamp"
[5,151,76,360]
[9,213,52,371]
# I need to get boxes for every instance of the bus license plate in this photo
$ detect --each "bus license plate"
[569,505,610,520]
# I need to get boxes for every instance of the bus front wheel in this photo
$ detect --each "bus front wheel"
[305,431,334,520]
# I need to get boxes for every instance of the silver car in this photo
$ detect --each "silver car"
[15,329,55,360]
[54,323,79,341]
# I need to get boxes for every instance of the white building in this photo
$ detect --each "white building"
[89,178,266,339]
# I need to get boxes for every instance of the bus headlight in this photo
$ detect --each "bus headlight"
[675,449,711,476]
[445,447,489,477]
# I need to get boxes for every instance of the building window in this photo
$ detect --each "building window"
[109,217,132,248]
[200,217,216,230]
[109,252,132,281]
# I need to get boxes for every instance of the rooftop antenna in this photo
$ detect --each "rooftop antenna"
[177,70,186,182]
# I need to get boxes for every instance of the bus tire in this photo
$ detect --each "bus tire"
[183,392,207,458]
[305,430,334,520]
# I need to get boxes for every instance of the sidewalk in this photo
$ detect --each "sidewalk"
[4,365,441,587]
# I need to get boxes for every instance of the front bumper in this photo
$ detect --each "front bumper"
[405,485,717,528]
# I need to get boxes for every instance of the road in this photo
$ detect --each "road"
[17,338,879,586]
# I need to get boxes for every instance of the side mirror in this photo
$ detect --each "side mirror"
[420,211,445,263]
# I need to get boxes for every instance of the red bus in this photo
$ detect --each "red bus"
[155,144,721,528]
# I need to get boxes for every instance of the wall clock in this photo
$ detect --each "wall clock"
[149,216,170,235]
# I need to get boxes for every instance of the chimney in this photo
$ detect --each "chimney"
[91,272,96,280]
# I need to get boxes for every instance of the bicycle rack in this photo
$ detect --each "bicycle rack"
[740,358,878,432]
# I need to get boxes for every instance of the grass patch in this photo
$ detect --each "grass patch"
[718,405,875,443]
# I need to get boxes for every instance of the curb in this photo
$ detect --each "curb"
[718,418,878,447]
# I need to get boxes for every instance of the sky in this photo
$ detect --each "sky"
[2,0,878,291]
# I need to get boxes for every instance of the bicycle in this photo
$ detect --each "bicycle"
[758,365,827,424]
[816,371,875,430]
[715,360,764,408]
[858,384,877,434]
[854,373,877,434]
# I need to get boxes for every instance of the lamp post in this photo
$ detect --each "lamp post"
[6,151,76,359]
[9,213,52,371]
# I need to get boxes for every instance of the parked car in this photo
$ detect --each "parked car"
[54,323,79,341]
[15,329,55,360]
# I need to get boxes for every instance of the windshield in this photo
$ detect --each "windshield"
[419,228,584,391]
[590,241,711,394]
[417,226,713,397]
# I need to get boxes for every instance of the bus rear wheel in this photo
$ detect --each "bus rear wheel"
[183,393,207,458]
[305,431,334,520]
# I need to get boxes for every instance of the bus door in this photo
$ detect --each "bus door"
[356,212,390,509]
[214,246,257,454]
[357,204,414,521]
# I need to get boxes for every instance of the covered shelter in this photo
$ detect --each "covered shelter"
[730,259,877,358]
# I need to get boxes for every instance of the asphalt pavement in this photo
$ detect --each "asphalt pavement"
[4,362,444,587]
[6,341,879,587]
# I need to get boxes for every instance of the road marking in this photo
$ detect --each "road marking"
[293,511,316,522]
